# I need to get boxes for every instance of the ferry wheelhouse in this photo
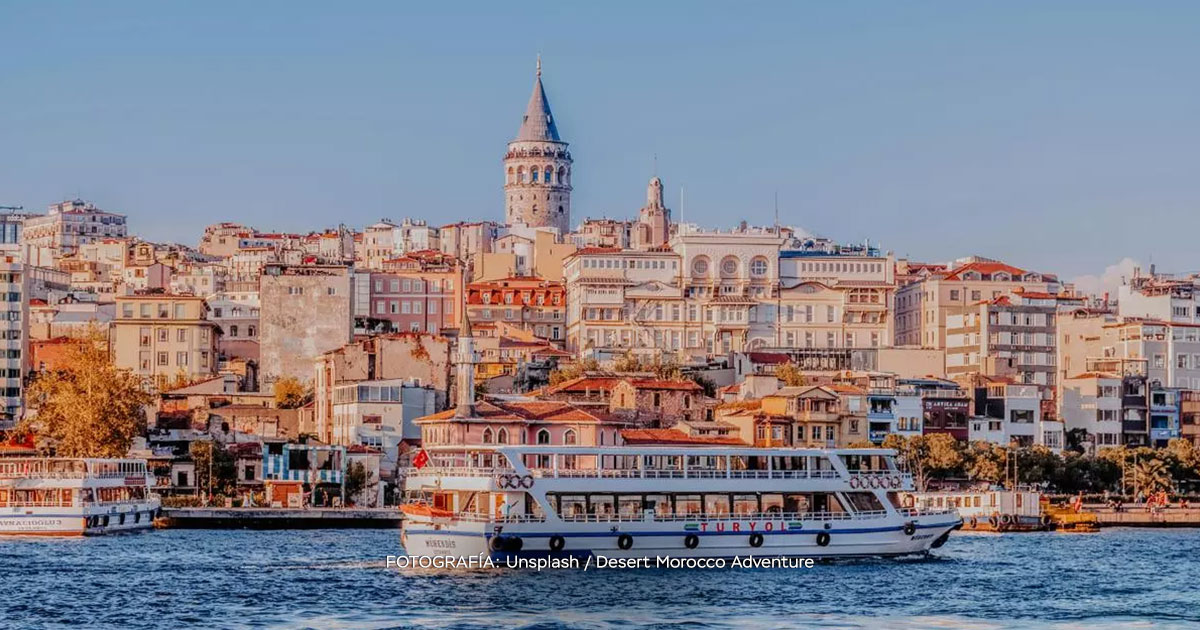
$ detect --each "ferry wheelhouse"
[0,458,160,536]
[400,445,962,560]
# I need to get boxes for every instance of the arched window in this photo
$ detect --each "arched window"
[557,166,566,184]
[229,324,238,337]
[497,428,508,444]
[507,167,514,184]
[720,256,740,278]
[482,428,493,444]
[537,429,551,444]
[544,166,553,183]
[750,256,769,277]
[517,166,525,183]
[563,429,577,445]
[531,169,539,183]
[558,205,564,214]
[248,325,256,337]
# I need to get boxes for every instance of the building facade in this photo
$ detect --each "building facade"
[112,294,220,387]
[259,264,353,385]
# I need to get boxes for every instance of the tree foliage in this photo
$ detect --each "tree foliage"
[775,363,805,387]
[273,376,312,409]
[189,440,237,499]
[20,333,153,457]
[548,358,600,386]
[344,461,369,505]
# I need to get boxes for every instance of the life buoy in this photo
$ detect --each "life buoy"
[684,534,699,549]
[1040,514,1053,529]
[892,475,902,489]
[617,534,633,550]
[489,536,506,552]
[497,474,513,488]
[816,532,831,547]
[549,535,565,551]
[520,475,535,489]
[903,521,917,536]
[849,476,861,489]
[118,513,126,526]
[749,533,764,548]
[968,516,978,529]
[988,514,1000,529]
[867,476,879,489]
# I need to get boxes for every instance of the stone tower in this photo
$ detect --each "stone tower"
[633,176,671,250]
[504,58,573,235]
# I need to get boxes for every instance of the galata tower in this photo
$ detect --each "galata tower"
[504,57,573,234]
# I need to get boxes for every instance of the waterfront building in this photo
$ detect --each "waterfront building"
[465,275,565,345]
[504,58,573,235]
[438,221,501,261]
[352,250,462,335]
[205,282,260,366]
[112,293,220,387]
[21,199,128,267]
[1181,390,1200,448]
[313,334,451,444]
[0,257,27,427]
[945,290,1069,388]
[966,379,1064,449]
[894,258,1061,348]
[198,223,254,258]
[1117,268,1200,325]
[328,377,437,448]
[259,264,354,385]
[1059,371,1123,453]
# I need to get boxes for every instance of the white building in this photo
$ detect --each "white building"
[22,199,128,267]
[1059,371,1123,453]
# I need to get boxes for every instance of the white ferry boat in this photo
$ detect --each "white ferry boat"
[0,458,161,536]
[400,445,962,561]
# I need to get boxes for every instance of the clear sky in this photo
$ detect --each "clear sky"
[2,2,1199,285]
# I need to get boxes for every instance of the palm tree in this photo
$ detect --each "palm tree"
[1135,458,1173,495]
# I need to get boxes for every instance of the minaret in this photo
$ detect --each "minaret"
[504,57,573,235]
[454,335,478,418]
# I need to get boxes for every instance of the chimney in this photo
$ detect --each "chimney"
[454,336,478,417]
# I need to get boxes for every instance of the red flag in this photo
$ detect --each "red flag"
[412,449,429,469]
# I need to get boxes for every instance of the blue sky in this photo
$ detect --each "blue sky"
[2,2,1199,284]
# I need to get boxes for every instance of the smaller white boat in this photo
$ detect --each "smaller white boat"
[0,458,160,536]
[903,489,1051,532]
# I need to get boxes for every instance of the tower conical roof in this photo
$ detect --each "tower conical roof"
[515,58,561,142]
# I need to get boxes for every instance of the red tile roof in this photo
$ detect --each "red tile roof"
[942,261,1029,281]
[620,429,747,446]
[626,378,703,391]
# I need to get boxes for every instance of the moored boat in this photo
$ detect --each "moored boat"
[0,458,160,536]
[904,489,1052,532]
[399,445,962,562]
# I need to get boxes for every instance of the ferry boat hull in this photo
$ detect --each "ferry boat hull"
[403,514,961,561]
[0,501,161,536]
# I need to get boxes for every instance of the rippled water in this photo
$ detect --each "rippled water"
[2,528,1198,629]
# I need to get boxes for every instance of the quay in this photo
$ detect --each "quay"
[1083,505,1200,528]
[156,507,403,529]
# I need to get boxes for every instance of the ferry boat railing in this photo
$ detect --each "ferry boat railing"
[405,466,851,481]
[444,510,893,524]
[897,507,959,518]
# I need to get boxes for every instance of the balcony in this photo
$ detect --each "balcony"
[867,410,895,421]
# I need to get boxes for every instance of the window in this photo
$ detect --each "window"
[229,325,238,337]
[176,352,189,367]
[750,257,768,276]
[482,428,493,444]
[496,428,508,444]
[157,352,168,366]
[537,429,551,444]
[563,430,577,445]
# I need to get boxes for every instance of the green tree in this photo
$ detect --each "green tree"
[344,461,369,505]
[20,332,153,457]
[965,441,1007,485]
[925,433,965,482]
[189,440,237,499]
[775,363,805,387]
[273,376,312,409]
[1135,457,1173,494]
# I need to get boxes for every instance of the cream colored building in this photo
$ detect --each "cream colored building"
[895,258,1061,348]
[112,294,220,387]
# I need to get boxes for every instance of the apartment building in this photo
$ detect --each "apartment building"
[205,282,260,363]
[895,258,1060,348]
[112,294,220,386]
[946,290,1062,387]
[775,245,895,350]
[22,199,128,267]
[352,250,462,335]
[465,276,564,344]
[259,264,353,385]
[1117,270,1200,325]
[1059,372,1123,453]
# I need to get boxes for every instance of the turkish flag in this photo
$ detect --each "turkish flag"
[412,449,429,469]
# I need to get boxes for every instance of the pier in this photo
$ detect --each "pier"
[1083,505,1200,528]
[157,507,404,529]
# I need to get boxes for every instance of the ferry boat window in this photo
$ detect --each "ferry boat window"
[590,495,616,516]
[843,492,884,513]
[704,494,731,516]
[558,494,587,518]
[644,494,671,517]
[675,494,703,516]
[784,494,810,514]
[526,494,545,519]
[761,494,785,513]
[732,494,758,515]
[617,495,642,517]
[974,496,982,507]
